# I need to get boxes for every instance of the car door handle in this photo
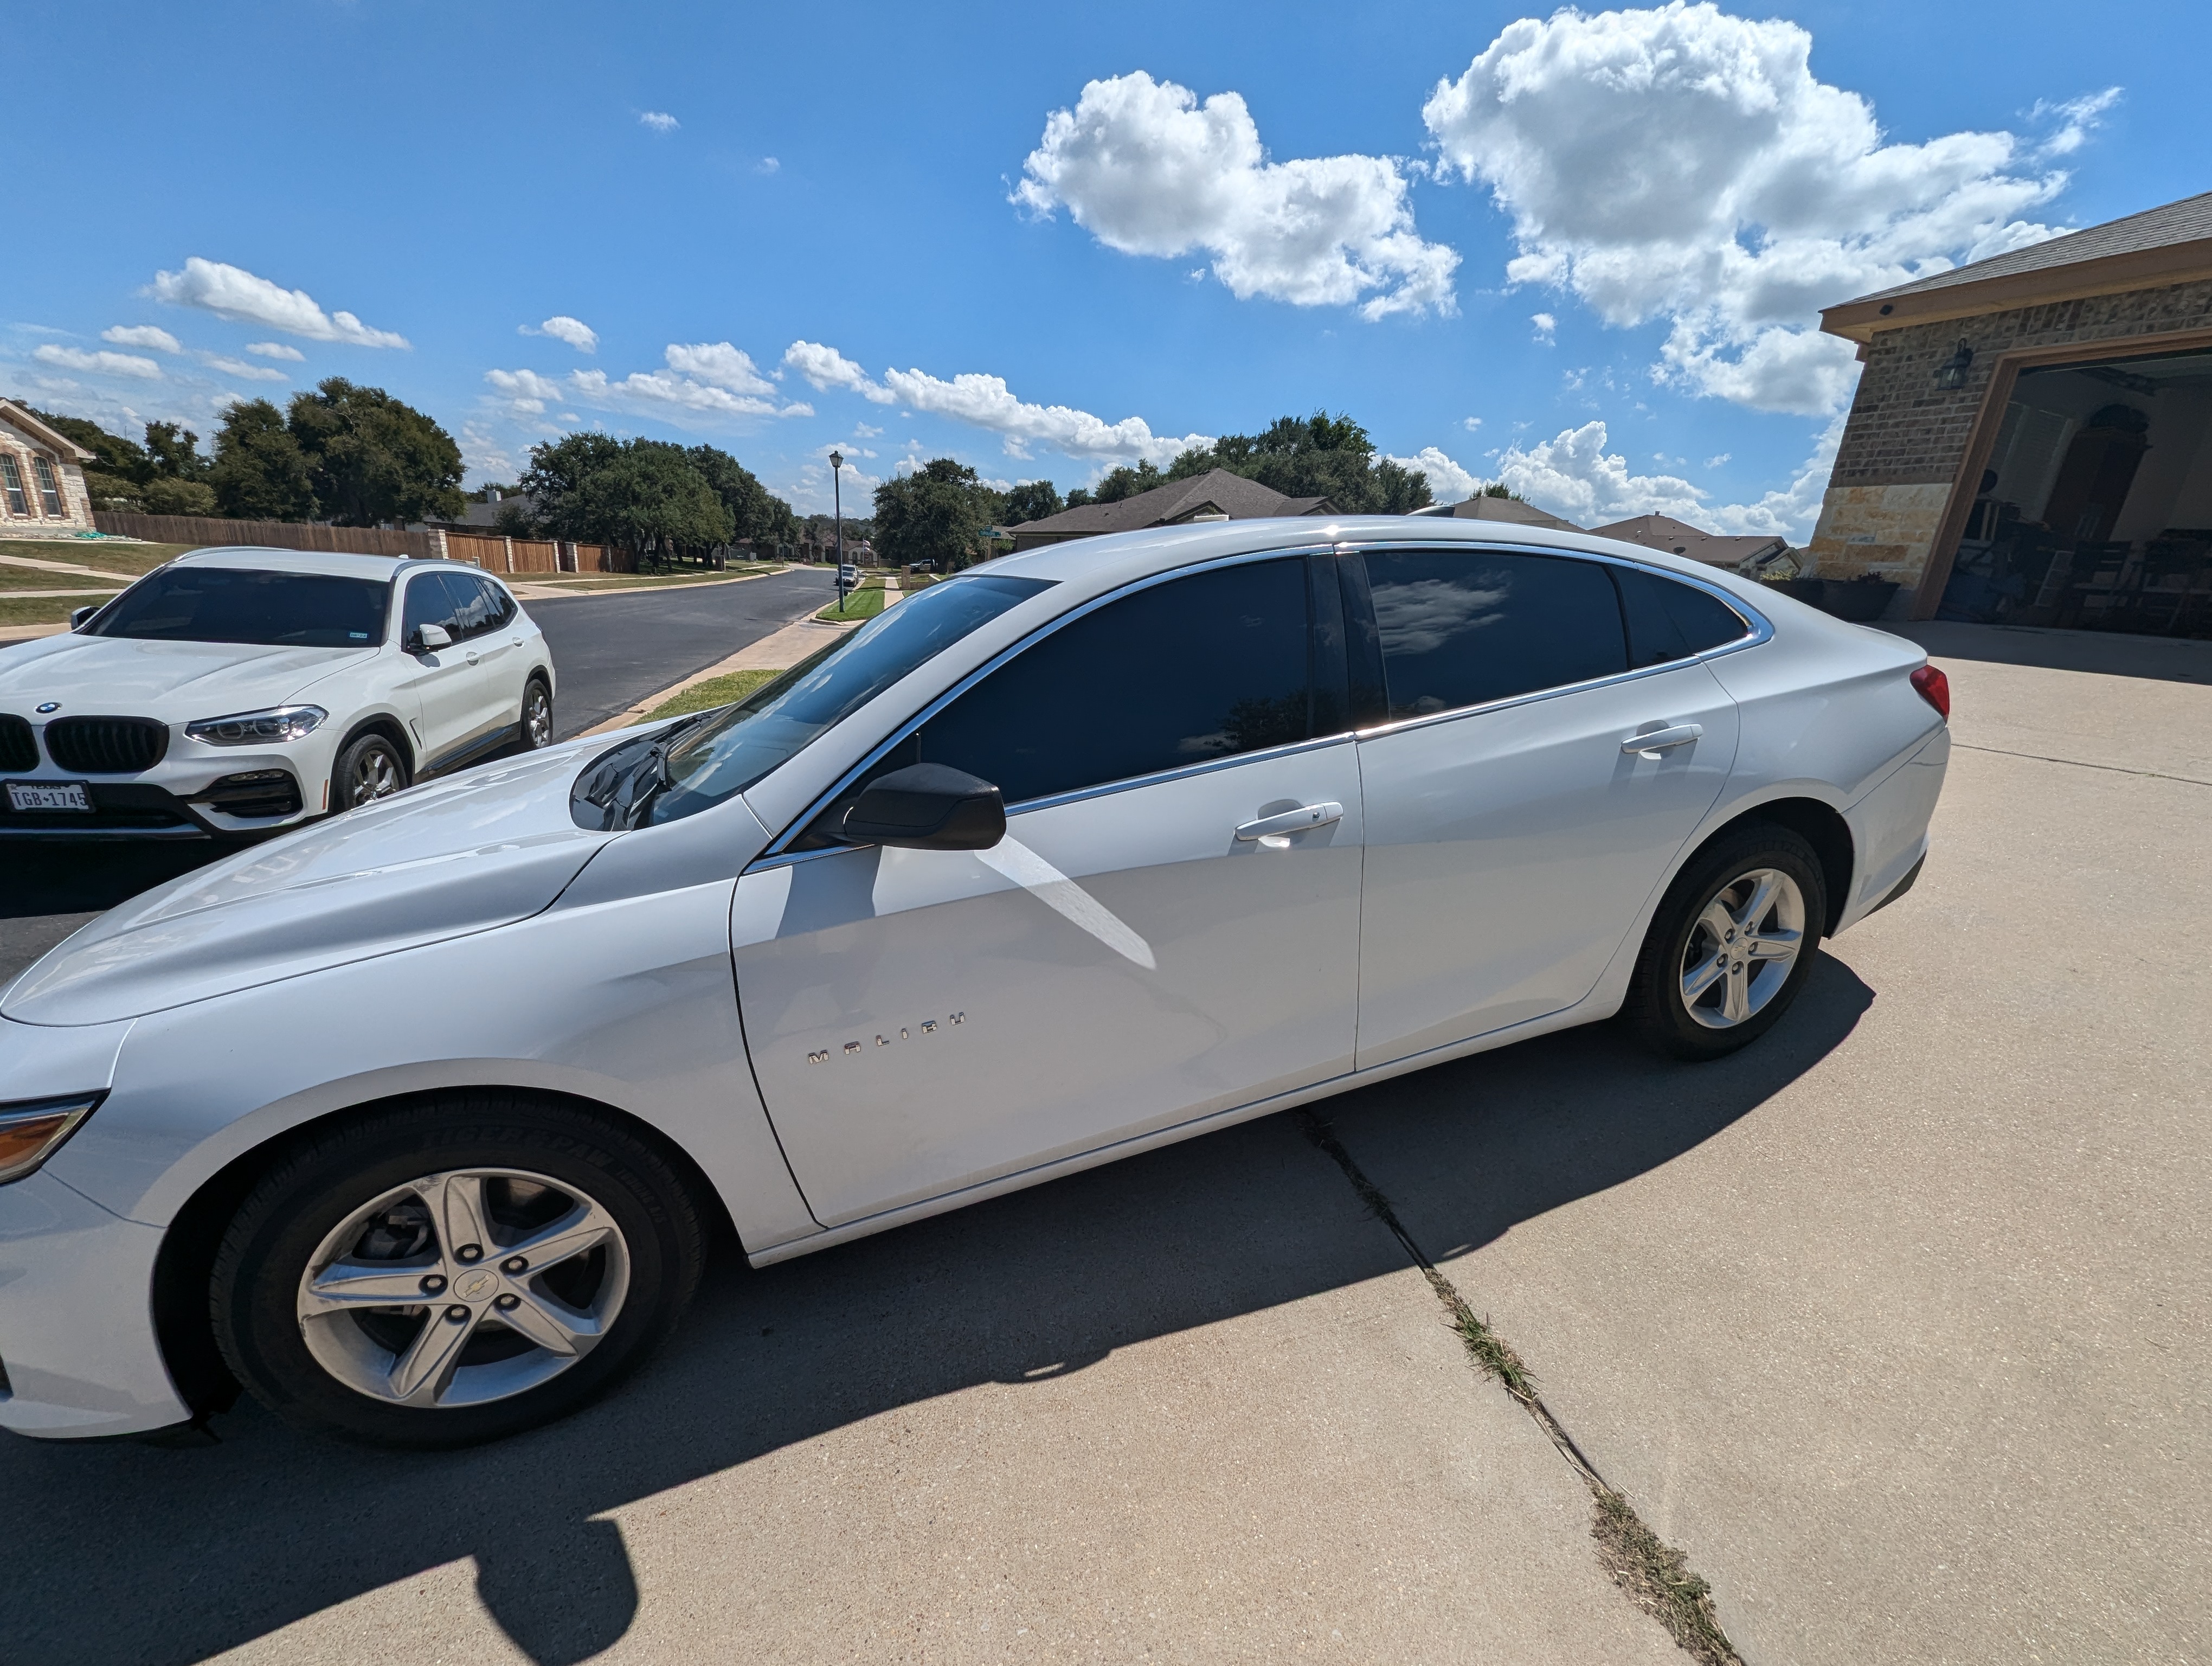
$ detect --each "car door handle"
[1622,723,1703,756]
[466,650,481,665]
[1235,801,1345,841]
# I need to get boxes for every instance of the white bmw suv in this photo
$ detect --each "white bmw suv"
[0,547,555,837]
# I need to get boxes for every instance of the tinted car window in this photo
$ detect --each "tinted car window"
[1614,566,1751,667]
[446,572,498,638]
[1361,549,1626,719]
[918,557,1313,808]
[479,576,517,629]
[89,567,390,648]
[607,573,1056,828]
[402,571,462,643]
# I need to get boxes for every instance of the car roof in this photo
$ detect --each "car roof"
[978,514,1767,607]
[169,545,432,581]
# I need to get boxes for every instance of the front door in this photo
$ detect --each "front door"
[732,554,1364,1227]
[1352,546,1743,1068]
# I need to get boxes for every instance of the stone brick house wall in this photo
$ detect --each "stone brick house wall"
[1806,277,2212,607]
[0,403,96,538]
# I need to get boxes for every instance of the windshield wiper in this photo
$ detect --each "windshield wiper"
[572,713,709,831]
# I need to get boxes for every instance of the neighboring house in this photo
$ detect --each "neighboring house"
[0,400,96,538]
[1809,188,2212,631]
[1589,512,1791,573]
[1009,469,1334,552]
[1412,496,1586,533]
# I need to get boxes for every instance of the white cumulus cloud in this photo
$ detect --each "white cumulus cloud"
[34,344,162,380]
[102,325,180,354]
[640,111,678,133]
[1424,4,2090,413]
[783,340,895,402]
[1385,446,1487,502]
[198,353,287,382]
[524,315,599,353]
[245,341,305,361]
[485,368,565,414]
[151,257,410,348]
[662,341,774,394]
[1494,416,1841,539]
[787,338,1210,462]
[1016,70,1458,319]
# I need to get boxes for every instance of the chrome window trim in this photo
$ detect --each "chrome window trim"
[748,543,1345,866]
[1335,538,1772,743]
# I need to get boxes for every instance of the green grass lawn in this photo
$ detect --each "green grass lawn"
[0,594,117,627]
[815,584,887,622]
[645,667,784,720]
[0,565,130,593]
[900,571,941,590]
[0,539,193,577]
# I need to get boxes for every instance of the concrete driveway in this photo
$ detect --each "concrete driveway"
[0,624,2204,1664]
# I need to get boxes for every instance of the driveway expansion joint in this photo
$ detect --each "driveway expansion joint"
[1298,1108,1748,1666]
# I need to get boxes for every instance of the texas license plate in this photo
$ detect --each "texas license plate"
[6,780,92,813]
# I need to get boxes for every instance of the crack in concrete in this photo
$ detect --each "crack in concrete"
[1952,742,2212,790]
[1299,1109,1747,1666]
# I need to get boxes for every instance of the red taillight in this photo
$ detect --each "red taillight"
[1910,664,1950,720]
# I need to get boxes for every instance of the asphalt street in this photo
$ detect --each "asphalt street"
[0,624,2206,1665]
[0,566,838,972]
[526,565,835,739]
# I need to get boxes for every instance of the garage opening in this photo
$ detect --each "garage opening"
[1939,345,2212,635]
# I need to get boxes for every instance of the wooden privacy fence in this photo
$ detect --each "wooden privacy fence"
[92,512,439,558]
[441,534,620,574]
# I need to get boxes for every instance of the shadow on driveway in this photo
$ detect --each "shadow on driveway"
[0,957,1873,1665]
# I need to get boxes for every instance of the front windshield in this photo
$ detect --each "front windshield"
[88,567,392,648]
[572,572,1054,831]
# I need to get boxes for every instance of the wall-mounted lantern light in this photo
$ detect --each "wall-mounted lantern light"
[1934,339,1975,391]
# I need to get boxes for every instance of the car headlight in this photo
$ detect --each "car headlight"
[186,705,327,746]
[0,1094,102,1186]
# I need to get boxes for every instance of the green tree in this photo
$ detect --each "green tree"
[872,458,995,569]
[29,409,150,504]
[287,377,466,526]
[1000,478,1063,524]
[569,443,732,566]
[143,421,211,483]
[685,443,796,553]
[1169,411,1432,513]
[516,431,625,540]
[138,477,218,515]
[208,399,318,520]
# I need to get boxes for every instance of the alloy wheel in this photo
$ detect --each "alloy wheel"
[524,683,552,748]
[348,747,401,806]
[1677,866,1805,1029]
[295,1168,631,1410]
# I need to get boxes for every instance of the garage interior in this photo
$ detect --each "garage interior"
[1941,345,2212,633]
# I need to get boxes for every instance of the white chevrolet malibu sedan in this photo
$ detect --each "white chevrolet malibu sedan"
[0,519,1949,1447]
[0,547,554,836]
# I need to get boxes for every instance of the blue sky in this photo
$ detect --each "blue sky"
[7,0,2206,534]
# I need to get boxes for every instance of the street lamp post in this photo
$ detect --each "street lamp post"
[829,449,847,611]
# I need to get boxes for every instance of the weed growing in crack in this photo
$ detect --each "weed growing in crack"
[1297,1108,1745,1666]
[1591,1488,1740,1666]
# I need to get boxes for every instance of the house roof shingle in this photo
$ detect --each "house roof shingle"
[0,400,98,462]
[1010,469,1333,542]
[1588,513,1789,568]
[1435,496,1585,533]
[1822,189,2212,342]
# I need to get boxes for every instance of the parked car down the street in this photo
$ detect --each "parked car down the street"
[0,517,1949,1449]
[0,547,556,838]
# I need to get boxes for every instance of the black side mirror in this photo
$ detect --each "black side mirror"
[838,763,1006,851]
[69,605,100,630]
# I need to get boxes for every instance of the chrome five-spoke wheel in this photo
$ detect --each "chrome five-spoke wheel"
[297,1168,629,1409]
[1678,867,1805,1029]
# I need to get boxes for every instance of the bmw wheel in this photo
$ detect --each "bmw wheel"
[333,732,408,810]
[522,676,554,749]
[211,1095,705,1447]
[1622,823,1827,1061]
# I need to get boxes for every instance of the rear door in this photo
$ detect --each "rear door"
[1351,547,1743,1068]
[731,553,1364,1227]
[393,571,480,771]
[458,574,528,740]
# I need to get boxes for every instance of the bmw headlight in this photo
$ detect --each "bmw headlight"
[186,704,327,746]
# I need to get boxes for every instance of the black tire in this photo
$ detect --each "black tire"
[331,730,409,811]
[211,1094,705,1449]
[522,676,554,750]
[1621,822,1828,1062]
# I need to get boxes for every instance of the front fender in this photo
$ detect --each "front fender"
[42,879,819,1255]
